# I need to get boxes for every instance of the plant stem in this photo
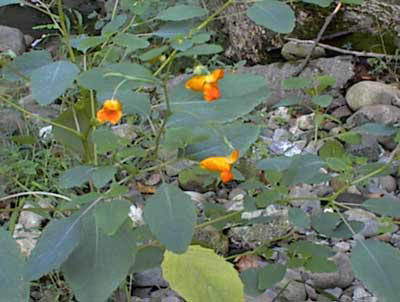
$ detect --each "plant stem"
[90,90,98,165]
[0,96,84,139]
[195,211,242,229]
[57,0,76,63]
[153,81,172,159]
[111,0,120,20]
[0,191,71,203]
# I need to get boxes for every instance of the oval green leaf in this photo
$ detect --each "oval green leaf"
[162,245,245,302]
[157,4,207,21]
[247,0,295,34]
[143,184,197,253]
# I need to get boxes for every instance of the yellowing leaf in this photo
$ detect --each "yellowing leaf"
[162,245,244,302]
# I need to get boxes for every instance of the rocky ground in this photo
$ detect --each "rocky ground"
[1,5,400,302]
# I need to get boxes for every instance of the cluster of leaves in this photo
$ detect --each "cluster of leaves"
[1,1,400,302]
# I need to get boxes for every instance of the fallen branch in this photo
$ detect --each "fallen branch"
[293,1,342,76]
[286,38,398,60]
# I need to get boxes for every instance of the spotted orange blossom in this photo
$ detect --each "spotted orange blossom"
[199,149,239,183]
[185,69,224,102]
[96,99,123,125]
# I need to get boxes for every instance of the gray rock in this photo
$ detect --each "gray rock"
[353,286,371,300]
[276,280,306,301]
[346,81,400,111]
[112,124,137,140]
[289,184,321,216]
[305,283,318,300]
[345,135,381,162]
[331,105,352,119]
[229,188,247,202]
[296,113,315,131]
[281,41,326,61]
[391,232,400,248]
[325,287,343,299]
[229,208,290,248]
[378,175,397,193]
[305,253,354,289]
[347,105,400,126]
[19,94,59,120]
[0,108,22,135]
[133,268,169,287]
[0,25,25,55]
[238,56,354,107]
[340,295,352,302]
[333,241,351,253]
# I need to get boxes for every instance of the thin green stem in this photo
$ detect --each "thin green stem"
[195,211,242,229]
[0,191,71,203]
[57,0,76,63]
[0,96,84,139]
[90,90,98,165]
[153,82,172,159]
[111,0,120,20]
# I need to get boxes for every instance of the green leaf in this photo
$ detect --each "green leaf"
[240,269,264,297]
[289,207,311,229]
[153,20,200,38]
[315,75,336,92]
[163,127,209,150]
[53,98,93,159]
[282,77,313,89]
[356,123,397,136]
[78,63,155,92]
[258,264,286,290]
[62,216,136,302]
[311,212,363,239]
[59,165,93,189]
[256,156,293,171]
[143,184,197,253]
[351,239,400,302]
[312,95,332,107]
[139,45,169,61]
[168,73,269,127]
[157,4,207,21]
[113,33,149,51]
[24,215,82,280]
[319,140,345,160]
[162,245,245,302]
[91,127,122,154]
[305,255,337,273]
[247,0,295,34]
[72,35,107,53]
[101,14,127,36]
[289,240,335,258]
[91,166,117,188]
[95,200,131,235]
[362,197,400,217]
[185,123,260,161]
[338,131,361,144]
[272,96,302,108]
[302,0,333,7]
[282,154,328,185]
[0,228,29,302]
[2,50,52,81]
[131,246,164,273]
[31,61,80,105]
[177,44,223,57]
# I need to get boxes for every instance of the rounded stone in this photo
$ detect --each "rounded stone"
[346,81,400,111]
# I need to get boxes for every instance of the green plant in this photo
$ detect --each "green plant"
[1,0,400,302]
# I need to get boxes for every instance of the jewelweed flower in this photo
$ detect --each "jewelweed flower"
[185,69,224,102]
[96,99,123,125]
[199,149,239,183]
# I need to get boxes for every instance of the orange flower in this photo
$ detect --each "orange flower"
[199,149,239,183]
[96,99,123,125]
[185,69,224,102]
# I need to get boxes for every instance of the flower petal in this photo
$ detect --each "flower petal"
[96,99,123,124]
[185,75,206,92]
[220,171,233,183]
[203,83,220,102]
